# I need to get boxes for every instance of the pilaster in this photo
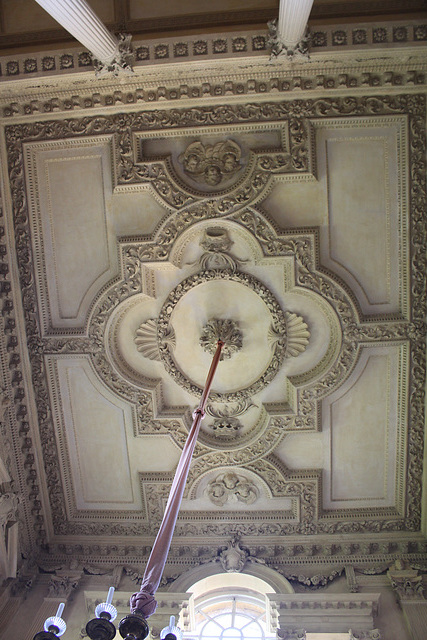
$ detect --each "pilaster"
[388,566,427,640]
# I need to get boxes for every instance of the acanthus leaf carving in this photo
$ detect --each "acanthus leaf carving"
[200,319,243,360]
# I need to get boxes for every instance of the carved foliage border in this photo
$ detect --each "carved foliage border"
[4,95,426,543]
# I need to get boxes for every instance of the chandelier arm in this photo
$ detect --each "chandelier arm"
[130,340,224,618]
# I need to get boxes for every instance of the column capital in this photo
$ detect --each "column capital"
[387,568,425,601]
[92,33,134,77]
[47,569,83,599]
[267,19,311,63]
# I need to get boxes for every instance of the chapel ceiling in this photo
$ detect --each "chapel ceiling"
[1,78,425,574]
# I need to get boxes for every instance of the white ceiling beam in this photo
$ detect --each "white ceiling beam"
[34,0,119,64]
[277,0,314,48]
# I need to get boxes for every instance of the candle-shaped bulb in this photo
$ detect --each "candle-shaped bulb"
[94,587,118,622]
[160,615,182,640]
[43,603,67,637]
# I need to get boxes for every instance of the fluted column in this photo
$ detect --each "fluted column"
[34,0,133,75]
[388,566,427,640]
[268,0,314,61]
[277,0,314,48]
[35,0,119,63]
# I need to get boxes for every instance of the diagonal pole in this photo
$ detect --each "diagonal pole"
[130,340,225,618]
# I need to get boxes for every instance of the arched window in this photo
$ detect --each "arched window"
[182,573,277,640]
[193,593,275,640]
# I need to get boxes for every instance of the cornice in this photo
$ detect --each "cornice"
[0,46,425,120]
[0,20,426,86]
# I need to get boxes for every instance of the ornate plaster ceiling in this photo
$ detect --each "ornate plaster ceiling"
[0,53,426,576]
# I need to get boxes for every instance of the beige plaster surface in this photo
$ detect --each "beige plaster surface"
[129,0,276,20]
[27,115,407,517]
[322,345,401,511]
[315,119,404,316]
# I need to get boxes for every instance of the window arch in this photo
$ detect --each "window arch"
[191,593,276,640]
[182,573,278,640]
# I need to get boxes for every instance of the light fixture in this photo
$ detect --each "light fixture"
[85,587,118,640]
[161,615,183,640]
[33,603,66,639]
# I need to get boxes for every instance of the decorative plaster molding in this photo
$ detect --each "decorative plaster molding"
[179,140,242,186]
[268,20,311,63]
[0,61,425,120]
[0,21,425,85]
[346,565,359,593]
[388,566,425,601]
[2,94,425,556]
[135,319,176,361]
[155,267,311,403]
[271,592,381,636]
[0,387,10,422]
[206,472,259,507]
[47,570,82,598]
[277,631,306,640]
[200,319,243,359]
[92,33,134,78]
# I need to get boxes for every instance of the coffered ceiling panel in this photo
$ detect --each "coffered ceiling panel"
[314,116,406,317]
[48,356,137,511]
[25,137,116,330]
[322,344,404,511]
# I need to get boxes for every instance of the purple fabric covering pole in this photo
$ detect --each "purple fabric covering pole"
[130,340,225,618]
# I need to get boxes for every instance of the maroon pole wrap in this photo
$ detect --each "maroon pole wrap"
[130,340,225,618]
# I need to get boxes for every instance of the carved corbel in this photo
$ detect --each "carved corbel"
[345,565,359,593]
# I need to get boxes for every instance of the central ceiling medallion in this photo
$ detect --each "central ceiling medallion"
[200,319,243,360]
[156,270,309,400]
[105,222,326,418]
[103,220,344,449]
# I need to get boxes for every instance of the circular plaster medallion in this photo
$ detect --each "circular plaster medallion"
[157,270,298,401]
[106,266,342,420]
